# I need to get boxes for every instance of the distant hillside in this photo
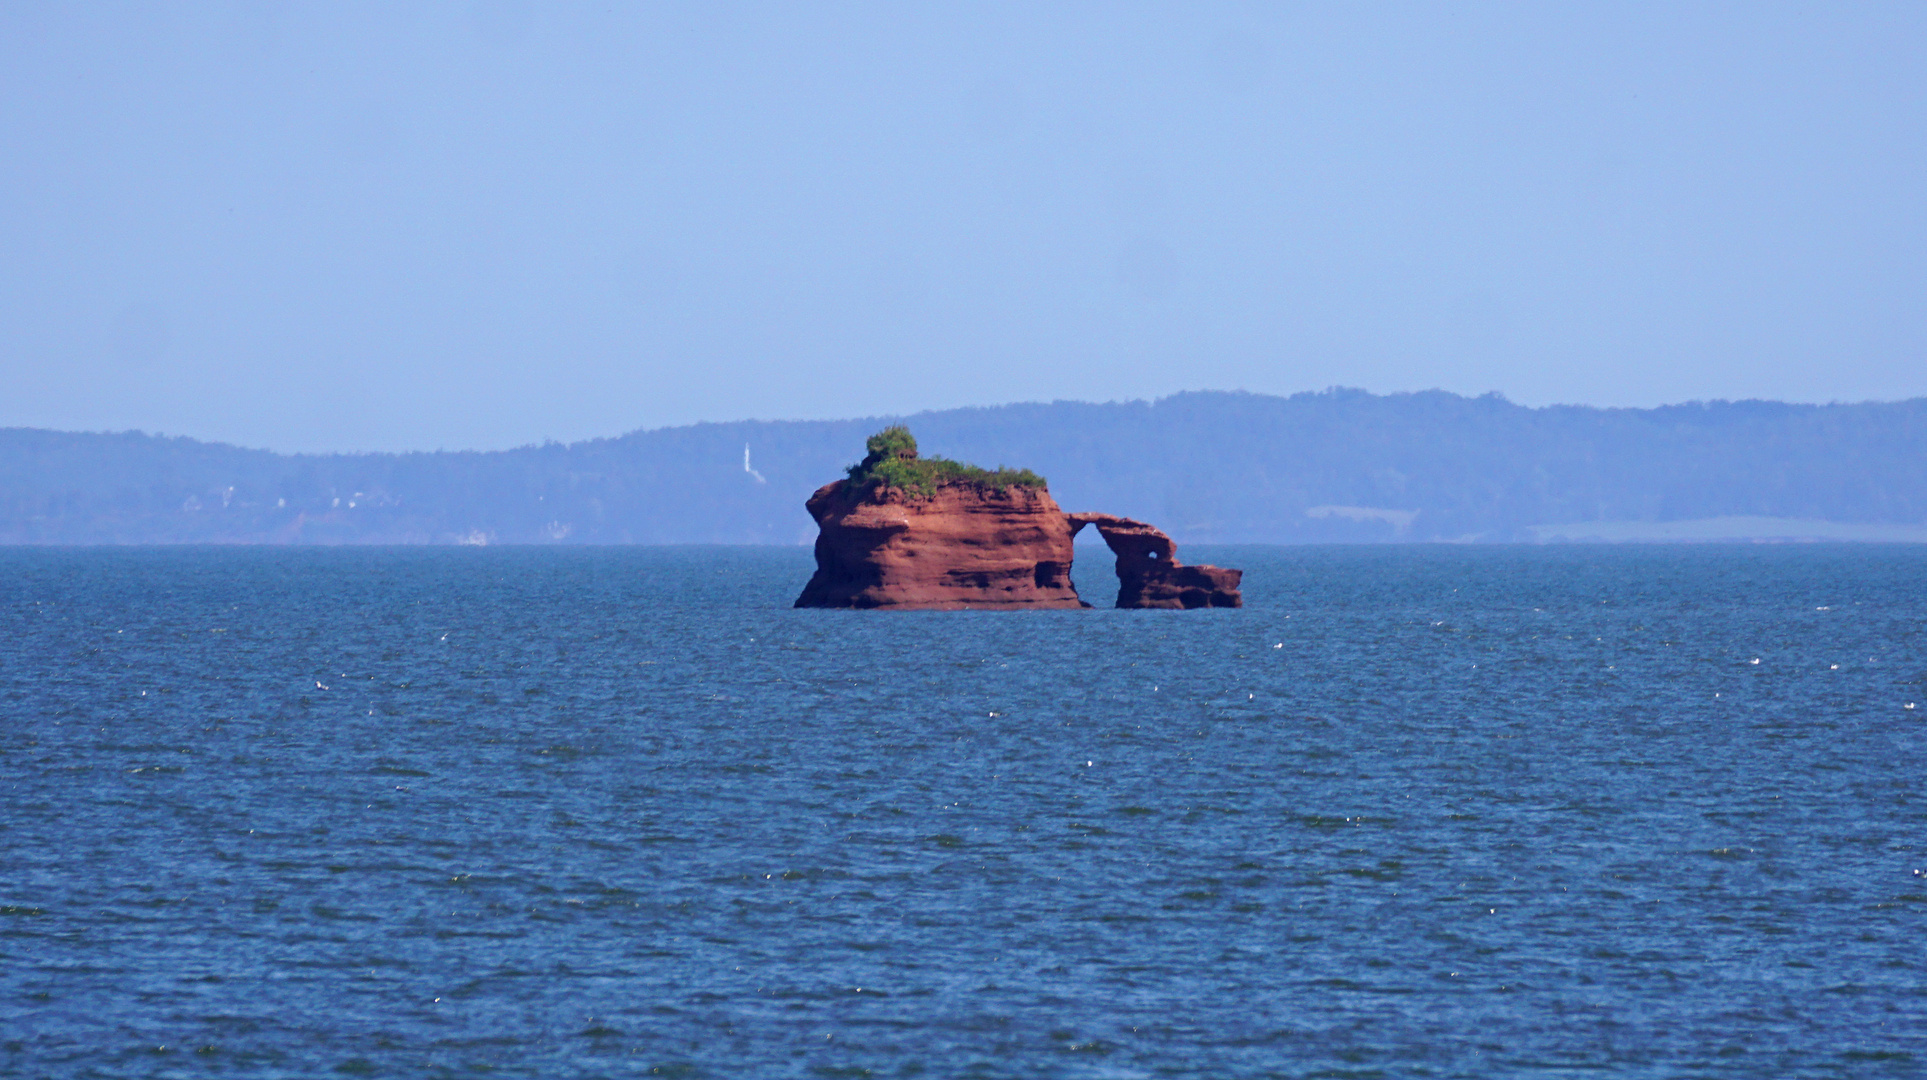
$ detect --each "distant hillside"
[5,390,1927,544]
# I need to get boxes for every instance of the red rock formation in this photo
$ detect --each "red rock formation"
[1067,512,1243,609]
[796,427,1241,611]
[794,479,1085,610]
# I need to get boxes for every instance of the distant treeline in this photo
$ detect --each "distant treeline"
[4,389,1926,544]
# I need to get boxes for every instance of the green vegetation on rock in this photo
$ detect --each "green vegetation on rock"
[844,425,1046,496]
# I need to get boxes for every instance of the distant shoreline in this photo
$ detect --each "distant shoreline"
[7,390,1927,546]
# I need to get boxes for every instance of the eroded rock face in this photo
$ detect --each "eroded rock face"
[794,480,1085,610]
[797,427,1241,611]
[1067,513,1243,609]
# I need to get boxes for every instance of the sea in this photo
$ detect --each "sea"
[1,544,1922,1079]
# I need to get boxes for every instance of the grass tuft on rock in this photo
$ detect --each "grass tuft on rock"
[843,426,1046,496]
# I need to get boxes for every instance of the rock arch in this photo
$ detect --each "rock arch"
[1067,513,1243,609]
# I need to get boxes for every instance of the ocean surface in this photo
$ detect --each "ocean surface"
[2,544,1923,1079]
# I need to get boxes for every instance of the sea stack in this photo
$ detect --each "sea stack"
[793,427,1084,609]
[794,427,1243,611]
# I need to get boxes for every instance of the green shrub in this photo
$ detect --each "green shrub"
[843,427,1046,496]
[864,425,919,464]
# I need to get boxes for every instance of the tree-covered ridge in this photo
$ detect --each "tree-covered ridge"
[843,425,1046,496]
[9,390,1927,544]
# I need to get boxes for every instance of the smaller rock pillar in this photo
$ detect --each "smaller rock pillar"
[1066,513,1243,609]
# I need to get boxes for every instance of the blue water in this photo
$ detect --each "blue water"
[2,545,1923,1078]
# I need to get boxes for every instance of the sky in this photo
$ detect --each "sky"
[2,2,1923,453]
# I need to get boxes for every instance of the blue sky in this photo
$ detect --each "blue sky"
[2,2,1923,452]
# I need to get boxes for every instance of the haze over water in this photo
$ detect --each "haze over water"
[3,545,1923,1077]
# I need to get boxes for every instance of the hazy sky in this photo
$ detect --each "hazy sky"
[3,2,1923,452]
